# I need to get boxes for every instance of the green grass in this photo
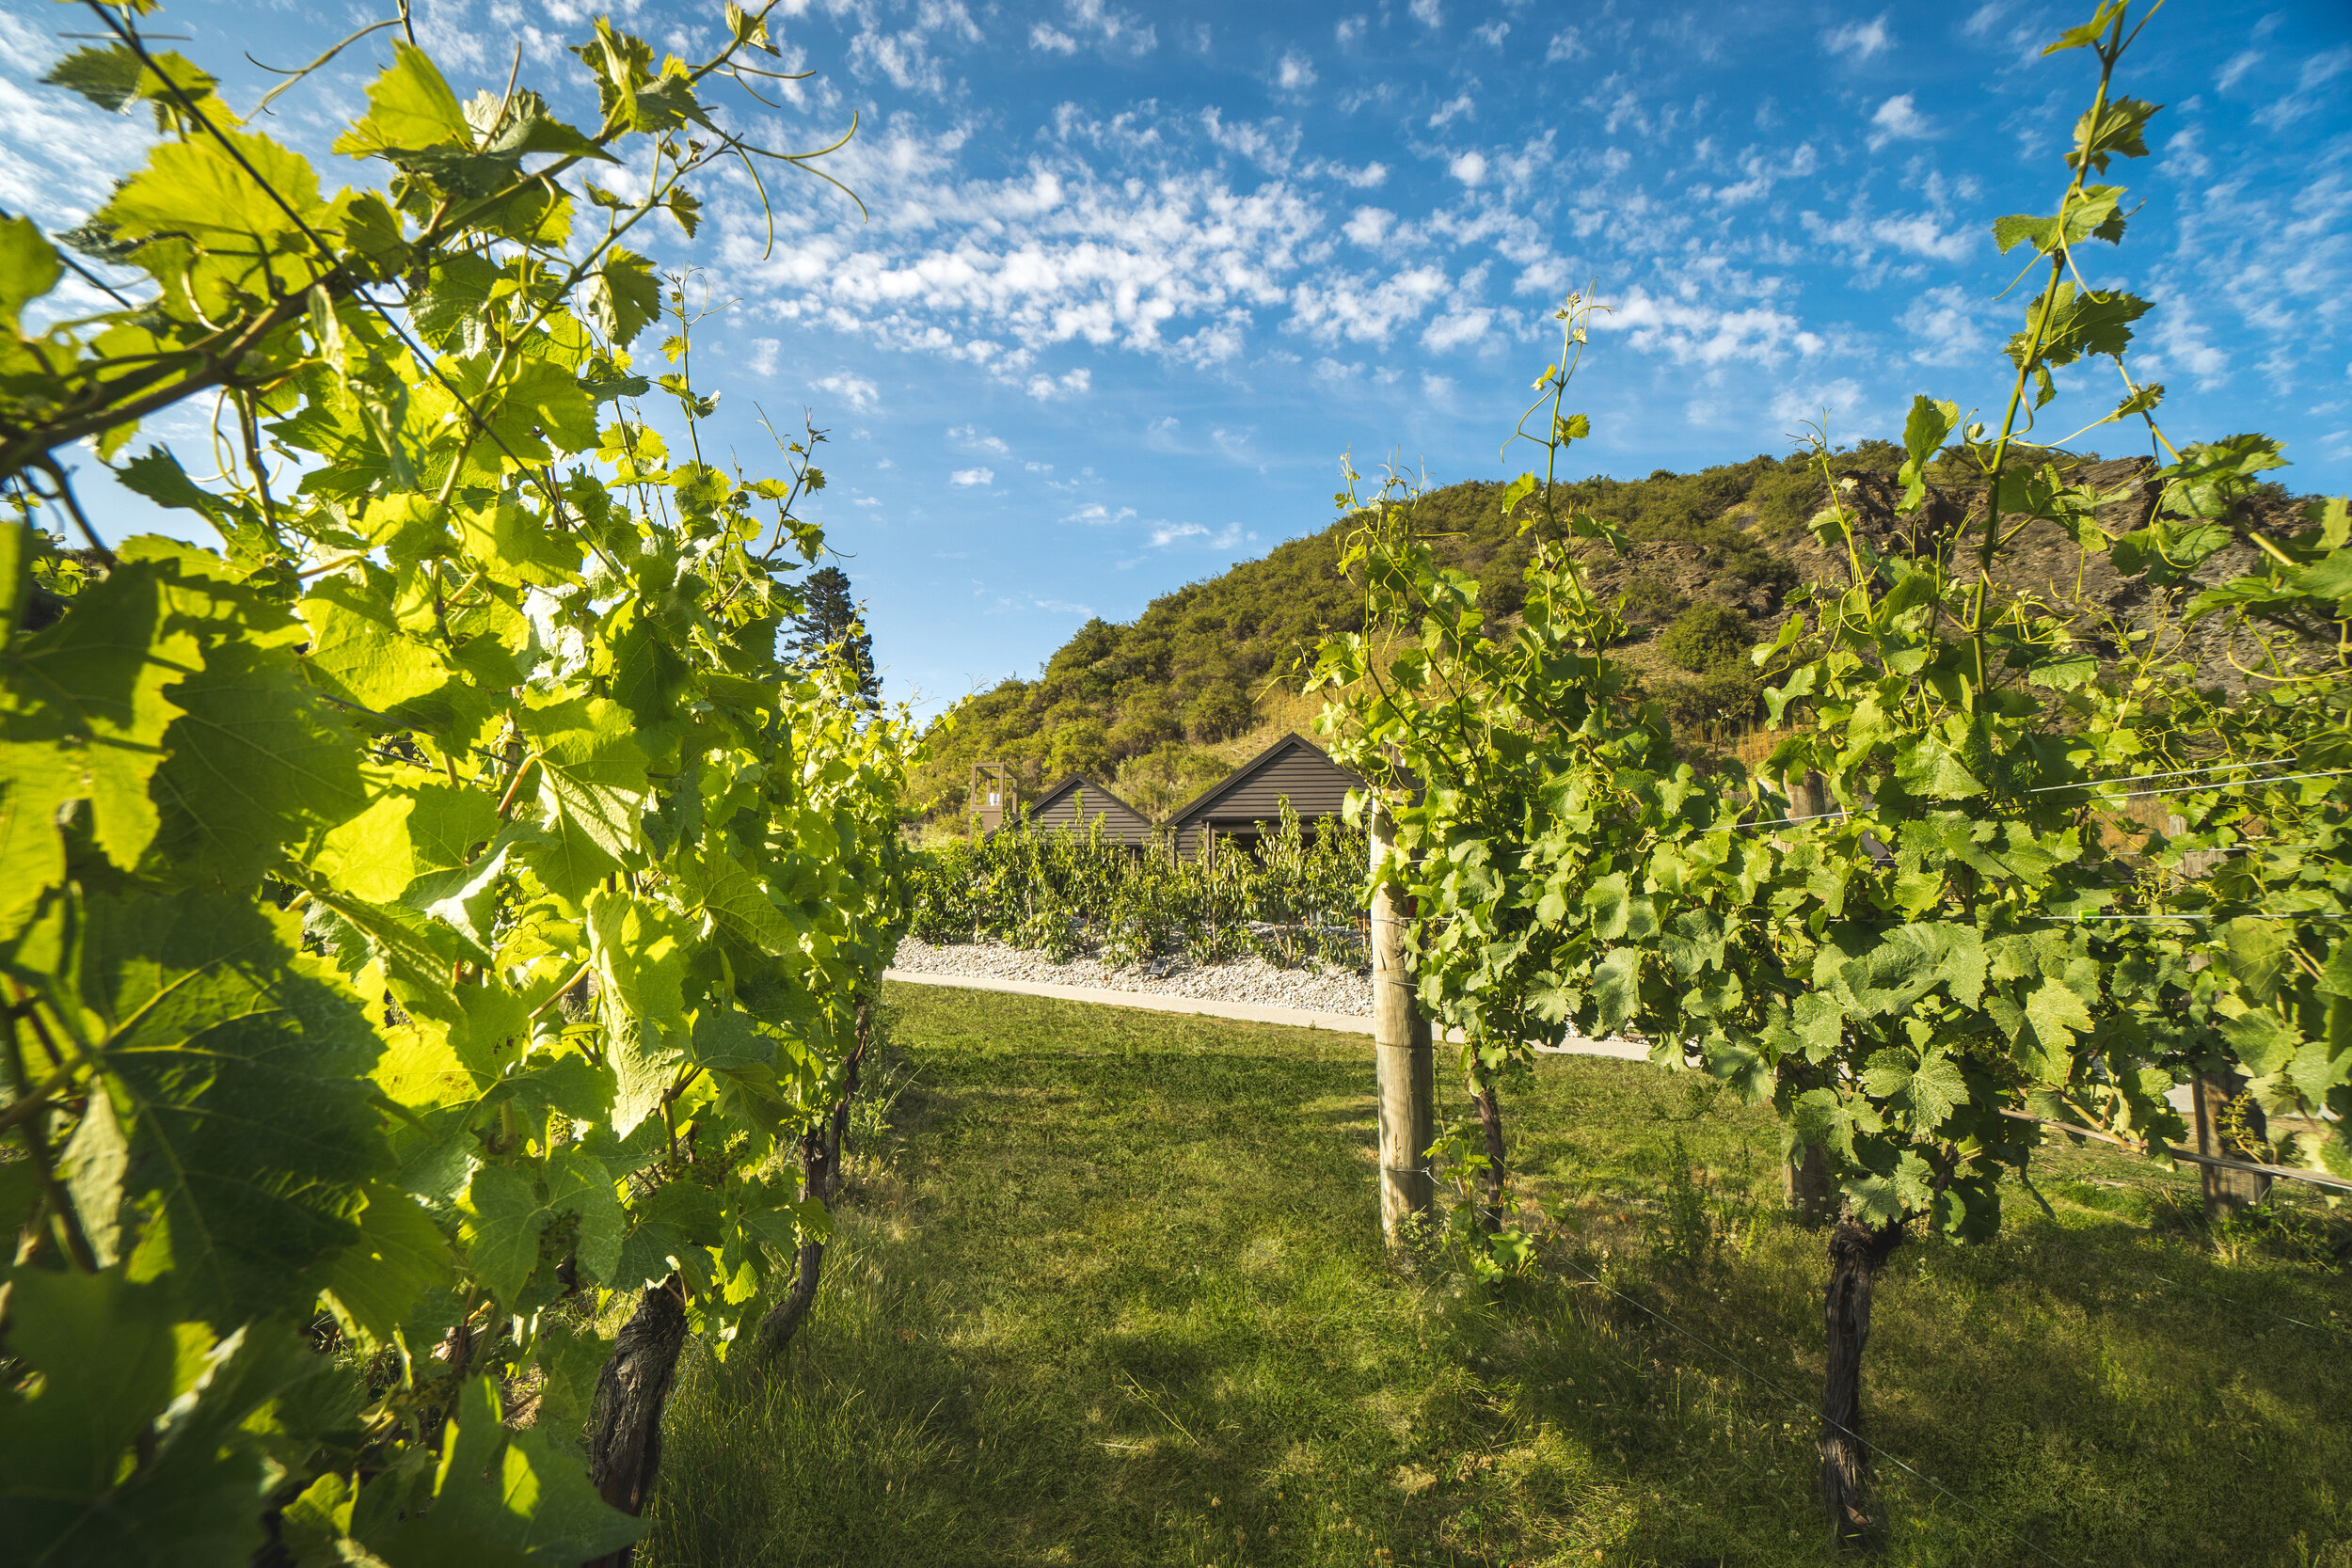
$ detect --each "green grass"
[640,987,2352,1567]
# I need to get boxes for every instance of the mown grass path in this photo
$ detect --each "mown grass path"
[643,986,2352,1567]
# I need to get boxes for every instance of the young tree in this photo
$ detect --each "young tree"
[788,563,879,705]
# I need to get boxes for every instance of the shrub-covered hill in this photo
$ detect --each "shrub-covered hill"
[908,442,2307,825]
[910,448,1858,822]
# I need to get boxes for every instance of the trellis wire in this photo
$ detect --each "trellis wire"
[1997,1107,2352,1195]
[1703,766,2352,834]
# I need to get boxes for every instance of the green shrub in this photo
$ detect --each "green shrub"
[1654,658,1762,738]
[1046,720,1114,780]
[1747,467,1820,539]
[1660,601,1753,672]
[1186,683,1254,741]
[1621,573,1687,625]
[1720,546,1797,596]
[1107,705,1179,759]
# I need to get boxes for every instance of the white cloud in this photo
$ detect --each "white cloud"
[1870,213,1973,261]
[1176,317,1248,365]
[1336,15,1366,44]
[1473,21,1510,47]
[1343,206,1396,247]
[1287,264,1451,344]
[1409,0,1442,28]
[731,138,1327,373]
[1866,94,1933,151]
[1201,107,1300,172]
[2217,49,2263,91]
[1897,285,1988,367]
[1065,502,1136,524]
[1771,377,1865,429]
[2144,297,2232,389]
[1318,160,1391,188]
[1449,150,1488,185]
[1800,205,1972,270]
[0,69,154,230]
[813,372,880,411]
[1693,142,1819,206]
[1604,287,1823,367]
[1277,49,1318,89]
[2159,126,2211,181]
[1822,16,1891,60]
[1547,28,1588,63]
[950,467,995,486]
[1429,92,1475,129]
[948,424,1010,454]
[849,2,984,95]
[1027,0,1155,57]
[1025,368,1092,400]
[1148,521,1244,548]
[2255,46,2351,128]
[1422,307,1494,353]
[746,339,781,377]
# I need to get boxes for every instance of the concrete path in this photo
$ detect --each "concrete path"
[881,968,1651,1062]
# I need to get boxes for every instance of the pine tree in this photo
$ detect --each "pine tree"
[787,564,879,705]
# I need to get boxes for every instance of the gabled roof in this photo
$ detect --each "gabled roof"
[1164,732,1362,828]
[990,772,1154,839]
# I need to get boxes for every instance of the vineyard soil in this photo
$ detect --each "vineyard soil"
[639,987,2352,1567]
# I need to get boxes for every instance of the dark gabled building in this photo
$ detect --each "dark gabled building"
[993,773,1156,849]
[1165,733,1366,862]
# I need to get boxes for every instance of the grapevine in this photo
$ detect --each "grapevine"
[1,8,914,1563]
[1312,0,2349,1544]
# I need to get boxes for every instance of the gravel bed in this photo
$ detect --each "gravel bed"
[889,936,1373,1016]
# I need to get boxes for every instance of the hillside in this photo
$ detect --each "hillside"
[909,448,1851,820]
[907,443,2302,823]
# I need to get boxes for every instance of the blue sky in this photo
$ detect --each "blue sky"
[6,0,2348,714]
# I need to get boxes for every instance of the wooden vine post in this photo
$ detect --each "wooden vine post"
[1370,798,1435,1240]
[2193,1073,2271,1218]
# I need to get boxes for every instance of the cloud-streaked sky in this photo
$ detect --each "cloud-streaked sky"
[7,0,2348,713]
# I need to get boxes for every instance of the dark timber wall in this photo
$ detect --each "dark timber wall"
[1004,774,1156,847]
[1167,735,1364,861]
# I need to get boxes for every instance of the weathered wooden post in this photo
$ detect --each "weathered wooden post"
[1370,798,1434,1240]
[2194,1072,2270,1218]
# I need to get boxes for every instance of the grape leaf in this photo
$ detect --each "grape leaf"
[72,890,386,1324]
[0,556,197,878]
[320,1180,457,1345]
[332,40,471,156]
[360,1378,645,1565]
[456,1163,551,1308]
[521,696,650,899]
[0,214,63,330]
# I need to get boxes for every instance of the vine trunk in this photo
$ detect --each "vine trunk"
[1820,1218,1905,1549]
[586,1274,691,1568]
